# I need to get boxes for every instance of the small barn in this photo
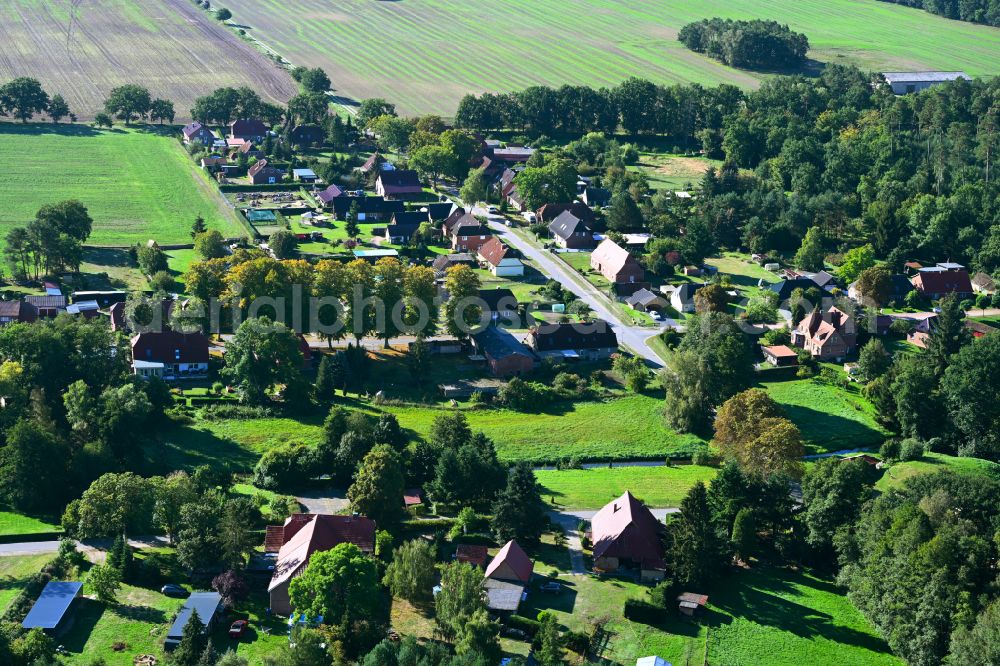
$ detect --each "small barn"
[165,592,222,651]
[22,581,83,634]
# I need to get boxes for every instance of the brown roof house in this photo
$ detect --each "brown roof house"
[526,320,618,360]
[0,300,37,326]
[591,491,666,581]
[248,159,284,185]
[911,263,974,299]
[182,122,214,146]
[450,218,492,254]
[130,331,210,381]
[472,326,535,378]
[972,272,996,295]
[376,169,423,199]
[267,514,376,616]
[791,306,857,362]
[591,239,645,285]
[484,540,533,613]
[478,237,524,277]
[548,210,594,249]
[455,544,489,568]
[290,124,324,146]
[229,119,268,142]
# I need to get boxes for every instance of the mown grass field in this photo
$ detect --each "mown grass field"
[0,510,60,537]
[0,124,246,247]
[535,464,718,509]
[876,451,1000,492]
[230,0,1000,115]
[0,0,295,120]
[0,554,52,612]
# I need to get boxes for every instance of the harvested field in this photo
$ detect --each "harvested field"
[227,0,1000,116]
[0,0,297,120]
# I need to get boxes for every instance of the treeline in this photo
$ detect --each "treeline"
[878,0,1000,26]
[3,200,93,280]
[677,18,810,70]
[0,77,73,123]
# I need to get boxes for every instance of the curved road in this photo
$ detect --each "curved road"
[474,208,670,367]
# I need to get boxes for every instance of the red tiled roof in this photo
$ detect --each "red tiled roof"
[478,236,515,267]
[456,544,489,567]
[403,488,424,506]
[268,514,376,593]
[264,525,285,553]
[912,269,973,295]
[485,540,533,584]
[591,491,665,570]
[762,345,797,359]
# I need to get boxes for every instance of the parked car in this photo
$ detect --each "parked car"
[522,212,537,223]
[540,581,562,593]
[229,620,248,639]
[161,584,186,597]
[487,205,499,214]
[650,311,662,321]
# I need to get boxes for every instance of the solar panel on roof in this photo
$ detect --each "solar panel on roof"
[22,581,83,630]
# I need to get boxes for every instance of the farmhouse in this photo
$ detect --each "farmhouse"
[591,239,645,284]
[911,263,974,299]
[478,237,524,277]
[22,581,83,634]
[882,71,969,95]
[591,491,666,581]
[164,592,222,651]
[229,118,269,141]
[450,218,492,254]
[182,121,214,146]
[130,331,210,380]
[472,326,535,378]
[376,169,423,198]
[0,300,37,325]
[267,513,376,615]
[290,124,324,145]
[792,306,857,361]
[484,540,533,612]
[526,320,618,359]
[548,210,594,249]
[248,159,283,185]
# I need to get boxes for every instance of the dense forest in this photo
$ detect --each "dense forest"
[677,18,810,70]
[878,0,1000,26]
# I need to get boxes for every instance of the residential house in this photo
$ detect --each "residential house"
[484,540,533,613]
[384,211,426,244]
[882,71,969,95]
[625,288,667,312]
[229,118,268,142]
[536,201,596,226]
[267,514,376,615]
[376,169,423,198]
[498,168,519,199]
[316,184,344,206]
[911,263,974,299]
[526,320,618,359]
[478,288,519,322]
[581,187,611,208]
[591,239,645,284]
[425,201,455,222]
[248,159,283,185]
[472,326,535,378]
[358,152,387,174]
[661,283,701,313]
[768,277,819,302]
[478,237,524,277]
[229,140,264,161]
[761,345,799,367]
[181,121,214,146]
[490,146,535,163]
[130,331,210,380]
[591,491,666,581]
[0,300,37,325]
[200,156,229,172]
[442,208,475,235]
[330,195,404,221]
[972,272,996,295]
[290,124,324,145]
[450,218,492,254]
[25,295,66,318]
[292,168,319,183]
[810,270,837,291]
[432,253,476,277]
[792,306,857,361]
[548,210,594,249]
[164,592,222,651]
[848,274,914,304]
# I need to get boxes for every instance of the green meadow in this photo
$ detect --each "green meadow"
[535,464,718,509]
[0,124,245,247]
[232,0,1000,115]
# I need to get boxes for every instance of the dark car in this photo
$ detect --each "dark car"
[161,584,186,597]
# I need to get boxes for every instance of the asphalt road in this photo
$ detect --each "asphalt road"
[473,208,670,367]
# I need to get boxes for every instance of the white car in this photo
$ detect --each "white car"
[523,212,537,223]
[487,205,499,214]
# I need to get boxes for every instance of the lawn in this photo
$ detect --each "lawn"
[0,510,60,538]
[229,0,1000,116]
[875,452,1000,492]
[631,152,721,191]
[535,464,718,509]
[760,378,888,454]
[150,393,704,473]
[0,124,246,248]
[0,554,53,612]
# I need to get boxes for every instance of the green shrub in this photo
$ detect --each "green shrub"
[899,438,925,462]
[623,598,662,624]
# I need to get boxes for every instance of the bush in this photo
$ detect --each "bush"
[503,614,540,637]
[692,450,714,467]
[899,438,925,462]
[879,439,901,462]
[623,598,662,624]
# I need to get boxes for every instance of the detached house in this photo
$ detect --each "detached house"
[182,121,214,146]
[316,184,344,206]
[267,514,376,616]
[972,272,996,295]
[229,118,268,142]
[478,237,524,277]
[591,491,666,581]
[792,306,857,361]
[484,540,533,613]
[591,239,645,285]
[384,211,426,244]
[548,210,594,249]
[450,218,492,254]
[0,300,36,326]
[376,169,423,199]
[248,159,283,185]
[289,124,324,146]
[472,326,534,378]
[526,320,618,359]
[130,331,210,380]
[911,263,974,300]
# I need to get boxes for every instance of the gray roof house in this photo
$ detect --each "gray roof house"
[882,71,969,95]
